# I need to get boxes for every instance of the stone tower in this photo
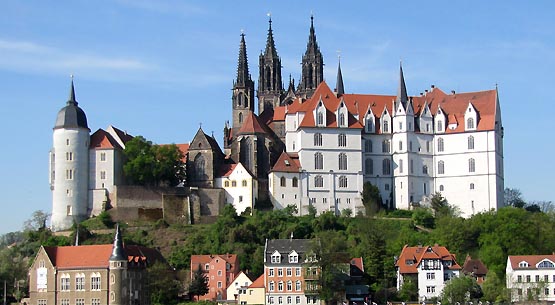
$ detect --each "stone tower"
[50,79,90,232]
[226,33,255,150]
[109,224,128,305]
[297,16,324,99]
[257,17,283,115]
[188,127,225,187]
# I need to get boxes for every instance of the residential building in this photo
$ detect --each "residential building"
[226,271,254,304]
[264,239,320,305]
[215,163,258,215]
[396,244,461,301]
[28,225,166,305]
[190,254,241,301]
[506,255,555,302]
[240,274,266,305]
[462,255,488,285]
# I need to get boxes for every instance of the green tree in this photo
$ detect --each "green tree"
[362,182,383,215]
[123,136,185,186]
[504,187,526,208]
[481,271,509,303]
[440,275,482,305]
[398,277,418,301]
[148,261,180,305]
[188,265,209,300]
[412,207,435,228]
[430,192,452,217]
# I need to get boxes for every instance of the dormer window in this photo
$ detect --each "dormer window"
[467,118,475,129]
[339,113,346,127]
[271,251,281,264]
[437,121,443,132]
[383,120,389,133]
[317,112,324,126]
[519,261,529,268]
[537,260,554,268]
[289,251,299,263]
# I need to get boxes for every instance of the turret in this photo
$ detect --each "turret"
[109,224,128,305]
[297,15,324,99]
[50,78,90,232]
[258,16,284,114]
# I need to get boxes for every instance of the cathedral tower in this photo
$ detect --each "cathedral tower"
[227,33,255,149]
[50,79,90,232]
[257,17,284,115]
[297,16,324,99]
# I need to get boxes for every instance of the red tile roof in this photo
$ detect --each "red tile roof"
[249,274,265,288]
[272,106,287,121]
[508,255,555,270]
[351,257,364,272]
[238,112,270,135]
[396,244,461,274]
[271,152,301,173]
[219,164,237,177]
[286,82,498,134]
[90,129,122,149]
[462,255,488,276]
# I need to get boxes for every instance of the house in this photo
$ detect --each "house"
[240,274,266,305]
[191,254,241,301]
[215,163,258,215]
[462,255,488,285]
[345,258,369,304]
[264,238,320,305]
[28,225,166,305]
[396,244,461,301]
[226,271,254,304]
[506,255,555,302]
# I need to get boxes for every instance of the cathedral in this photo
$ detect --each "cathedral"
[50,16,504,231]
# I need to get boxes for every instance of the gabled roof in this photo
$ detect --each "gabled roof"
[271,152,301,173]
[189,127,224,156]
[462,255,488,276]
[249,274,265,288]
[90,128,123,149]
[238,112,270,135]
[108,125,133,145]
[508,255,555,270]
[396,244,461,274]
[190,254,239,271]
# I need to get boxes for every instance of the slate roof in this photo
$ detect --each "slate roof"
[265,239,312,265]
[54,81,88,130]
[462,255,488,276]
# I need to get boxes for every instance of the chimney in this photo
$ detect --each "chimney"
[430,85,435,92]
[451,90,456,95]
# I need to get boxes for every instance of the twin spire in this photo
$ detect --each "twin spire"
[235,33,251,87]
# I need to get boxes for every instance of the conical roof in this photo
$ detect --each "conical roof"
[54,79,89,130]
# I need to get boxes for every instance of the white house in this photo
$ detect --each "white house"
[215,163,258,215]
[226,271,254,304]
[506,255,555,302]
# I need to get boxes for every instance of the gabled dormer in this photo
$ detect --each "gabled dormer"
[465,102,478,131]
[406,99,415,117]
[434,106,446,133]
[314,98,326,128]
[380,107,391,134]
[364,106,375,133]
[336,99,348,128]
[288,250,299,263]
[271,250,281,264]
[394,98,407,117]
[419,102,433,134]
[518,260,530,268]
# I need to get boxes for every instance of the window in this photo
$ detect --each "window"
[364,139,372,152]
[437,138,444,152]
[399,159,403,173]
[314,133,322,146]
[100,171,106,180]
[242,180,247,187]
[296,296,301,304]
[410,159,414,174]
[438,161,445,175]
[339,113,346,127]
[278,281,284,291]
[269,281,275,292]
[468,135,475,149]
[269,268,274,276]
[469,158,475,173]
[38,300,47,305]
[287,296,292,304]
[238,112,243,123]
[279,297,283,304]
[399,122,403,130]
[280,176,286,187]
[398,140,403,151]
[205,263,210,270]
[338,153,347,170]
[92,299,101,305]
[437,120,443,132]
[218,270,222,276]
[61,274,70,291]
[314,175,323,188]
[383,120,389,132]
[545,274,549,282]
[66,152,73,161]
[75,299,85,305]
[517,275,522,283]
[339,176,348,188]
[296,268,301,276]
[382,140,390,153]
[91,273,101,290]
[338,134,347,147]
[426,286,436,293]
[100,152,106,161]
[365,159,374,175]
[66,169,73,180]
[538,261,555,268]
[75,274,85,291]
[426,141,430,152]
[292,177,298,187]
[467,118,475,129]
[409,141,413,152]
[314,152,323,170]
[426,273,435,280]
[470,183,475,190]
[536,275,540,282]
[61,300,69,305]
[383,159,391,175]
[232,180,237,187]
[423,165,428,174]
[287,280,292,291]
[272,253,281,264]
[289,254,298,263]
[317,112,324,126]
[278,269,283,277]
[217,281,222,288]
[527,275,531,282]
[224,181,229,187]
[439,185,444,192]
[546,288,550,295]
[66,139,70,145]
[296,280,301,291]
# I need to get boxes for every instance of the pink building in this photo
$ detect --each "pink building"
[190,254,240,301]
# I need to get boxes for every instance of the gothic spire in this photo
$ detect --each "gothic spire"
[236,33,250,87]
[306,15,318,55]
[68,76,77,106]
[297,15,324,99]
[264,16,278,58]
[109,223,126,261]
[336,58,344,96]
[396,62,408,108]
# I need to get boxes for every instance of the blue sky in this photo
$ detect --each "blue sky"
[1,1,553,234]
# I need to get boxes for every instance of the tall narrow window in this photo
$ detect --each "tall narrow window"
[317,112,324,126]
[314,133,322,146]
[382,140,390,153]
[437,120,443,132]
[338,134,347,147]
[423,165,428,174]
[339,176,348,188]
[365,159,373,175]
[398,141,403,151]
[280,176,286,187]
[365,139,372,152]
[314,175,323,187]
[437,138,444,152]
[338,153,347,170]
[468,135,475,150]
[399,159,404,173]
[383,159,391,175]
[339,113,346,127]
[438,161,445,175]
[383,120,389,133]
[410,159,414,174]
[314,153,323,170]
[292,177,298,187]
[239,112,243,123]
[467,118,475,129]
[469,158,476,173]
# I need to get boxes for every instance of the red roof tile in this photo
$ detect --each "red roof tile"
[219,164,237,177]
[271,152,301,173]
[249,274,265,288]
[237,112,269,135]
[90,129,122,149]
[462,255,488,276]
[508,255,555,270]
[396,244,461,274]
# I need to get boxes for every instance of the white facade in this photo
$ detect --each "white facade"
[506,255,555,302]
[415,260,459,300]
[226,271,253,303]
[215,163,258,215]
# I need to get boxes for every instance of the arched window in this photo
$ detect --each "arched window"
[280,176,286,187]
[194,154,206,180]
[238,112,243,123]
[339,176,348,188]
[470,183,475,190]
[439,185,444,192]
[467,118,475,129]
[399,159,404,173]
[278,281,284,291]
[338,153,348,170]
[237,93,243,107]
[383,120,389,133]
[364,139,372,152]
[469,158,475,173]
[382,159,391,175]
[365,158,373,175]
[423,165,428,175]
[438,160,445,174]
[295,280,301,291]
[468,135,475,150]
[314,152,323,170]
[382,140,390,153]
[292,177,298,187]
[314,133,322,146]
[224,181,229,187]
[437,120,443,132]
[317,112,324,126]
[314,175,323,187]
[339,113,346,127]
[338,134,347,147]
[437,137,444,152]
